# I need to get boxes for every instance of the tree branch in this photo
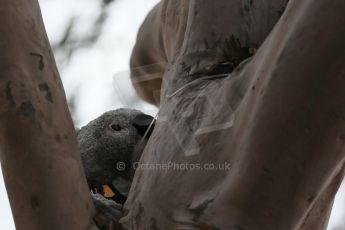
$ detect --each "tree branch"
[0,1,97,229]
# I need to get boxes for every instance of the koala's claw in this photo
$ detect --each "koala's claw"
[91,193,123,229]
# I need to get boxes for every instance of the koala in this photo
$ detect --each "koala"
[77,108,155,227]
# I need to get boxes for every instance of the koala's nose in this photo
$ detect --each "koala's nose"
[132,114,155,137]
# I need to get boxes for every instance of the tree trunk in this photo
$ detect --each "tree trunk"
[0,1,97,229]
[1,0,344,229]
[125,0,345,229]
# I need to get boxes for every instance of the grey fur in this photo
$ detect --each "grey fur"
[77,108,153,226]
[78,108,146,188]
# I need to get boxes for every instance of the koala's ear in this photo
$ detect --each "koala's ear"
[132,114,155,138]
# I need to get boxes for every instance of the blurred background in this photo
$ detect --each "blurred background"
[0,0,344,229]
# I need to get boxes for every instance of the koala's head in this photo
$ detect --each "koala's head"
[77,108,154,198]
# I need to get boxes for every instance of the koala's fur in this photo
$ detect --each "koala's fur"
[77,108,153,195]
[77,108,154,228]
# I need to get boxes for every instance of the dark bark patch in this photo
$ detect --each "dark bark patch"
[6,81,16,107]
[150,218,158,230]
[181,61,191,74]
[30,52,44,71]
[30,195,40,208]
[55,134,62,143]
[17,101,35,118]
[278,1,289,17]
[243,0,253,13]
[307,195,316,204]
[278,7,285,17]
[38,83,53,103]
[190,198,214,221]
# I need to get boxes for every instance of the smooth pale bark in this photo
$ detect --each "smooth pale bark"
[0,1,97,229]
[125,0,345,229]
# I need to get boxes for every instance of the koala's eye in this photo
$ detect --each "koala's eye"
[109,124,121,131]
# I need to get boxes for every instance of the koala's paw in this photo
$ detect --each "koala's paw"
[91,193,123,229]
